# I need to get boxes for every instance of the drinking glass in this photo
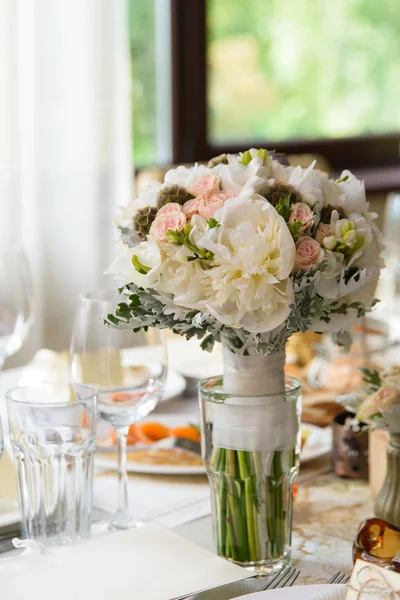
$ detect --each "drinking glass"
[70,289,167,530]
[7,383,97,545]
[0,249,35,368]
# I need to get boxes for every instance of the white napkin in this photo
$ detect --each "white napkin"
[18,349,70,385]
[94,475,211,528]
[0,450,19,526]
[0,523,247,600]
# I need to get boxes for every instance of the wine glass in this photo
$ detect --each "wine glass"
[70,289,167,530]
[0,249,35,369]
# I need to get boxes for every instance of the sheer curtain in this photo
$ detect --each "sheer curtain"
[0,0,132,364]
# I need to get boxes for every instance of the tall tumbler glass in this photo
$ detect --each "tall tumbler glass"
[7,383,97,545]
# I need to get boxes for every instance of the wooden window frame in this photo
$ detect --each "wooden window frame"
[170,0,400,193]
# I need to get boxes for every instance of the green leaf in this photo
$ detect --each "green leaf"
[336,174,349,184]
[360,367,381,392]
[131,255,151,275]
[240,150,252,166]
[274,194,292,221]
[287,220,302,240]
[207,218,220,229]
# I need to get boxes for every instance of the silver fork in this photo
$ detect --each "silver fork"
[328,571,350,585]
[262,566,301,590]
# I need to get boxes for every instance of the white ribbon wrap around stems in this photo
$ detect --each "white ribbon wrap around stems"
[212,349,299,452]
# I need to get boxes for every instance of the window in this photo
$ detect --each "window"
[132,0,400,189]
[129,0,172,168]
[208,0,400,145]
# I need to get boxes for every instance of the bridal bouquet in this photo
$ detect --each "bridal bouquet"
[108,148,384,570]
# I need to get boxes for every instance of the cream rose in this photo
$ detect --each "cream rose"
[357,385,400,423]
[289,202,313,233]
[293,236,322,272]
[150,212,186,241]
[187,175,220,197]
[157,202,182,217]
[315,222,331,244]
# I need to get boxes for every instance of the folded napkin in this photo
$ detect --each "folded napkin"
[346,558,400,599]
[94,474,210,528]
[0,523,247,600]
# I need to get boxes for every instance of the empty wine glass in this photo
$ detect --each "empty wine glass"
[70,289,167,530]
[0,249,35,369]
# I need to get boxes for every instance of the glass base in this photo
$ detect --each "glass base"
[227,553,291,577]
[109,516,144,531]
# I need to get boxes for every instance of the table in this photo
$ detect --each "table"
[0,367,372,585]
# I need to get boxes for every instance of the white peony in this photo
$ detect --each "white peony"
[337,170,370,216]
[213,155,270,196]
[289,163,339,211]
[164,164,215,189]
[195,194,295,332]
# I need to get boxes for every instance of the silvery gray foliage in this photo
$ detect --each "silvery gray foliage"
[105,278,368,356]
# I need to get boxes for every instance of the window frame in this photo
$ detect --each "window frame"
[170,0,400,192]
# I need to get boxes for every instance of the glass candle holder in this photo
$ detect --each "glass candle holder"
[199,376,301,574]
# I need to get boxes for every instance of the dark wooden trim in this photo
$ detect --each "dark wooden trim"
[207,133,400,171]
[170,0,400,183]
[171,0,207,163]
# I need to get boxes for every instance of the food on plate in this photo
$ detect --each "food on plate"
[101,421,310,467]
[126,448,203,467]
[108,420,200,446]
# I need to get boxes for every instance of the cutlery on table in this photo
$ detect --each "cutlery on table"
[328,571,350,585]
[175,565,300,600]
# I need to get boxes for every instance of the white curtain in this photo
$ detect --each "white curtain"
[0,0,132,364]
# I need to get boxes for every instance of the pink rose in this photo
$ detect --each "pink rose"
[182,197,203,219]
[315,222,331,244]
[289,202,313,233]
[157,202,182,217]
[293,236,322,271]
[187,175,220,197]
[197,194,224,220]
[197,190,237,221]
[150,212,186,241]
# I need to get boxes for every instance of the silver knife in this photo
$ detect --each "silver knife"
[171,574,265,600]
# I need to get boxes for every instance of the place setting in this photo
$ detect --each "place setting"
[1,145,400,600]
[2,3,400,595]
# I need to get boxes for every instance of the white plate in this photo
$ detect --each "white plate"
[96,418,330,475]
[236,584,346,599]
[96,414,205,476]
[301,424,332,463]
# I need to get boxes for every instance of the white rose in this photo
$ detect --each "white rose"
[337,170,370,216]
[194,194,295,332]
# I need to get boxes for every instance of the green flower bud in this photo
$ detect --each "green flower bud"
[257,148,268,163]
[132,255,151,275]
[240,150,252,166]
[322,235,337,251]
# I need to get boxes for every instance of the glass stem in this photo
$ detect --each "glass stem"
[113,425,132,529]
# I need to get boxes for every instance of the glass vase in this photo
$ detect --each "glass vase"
[375,433,400,528]
[199,372,301,574]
